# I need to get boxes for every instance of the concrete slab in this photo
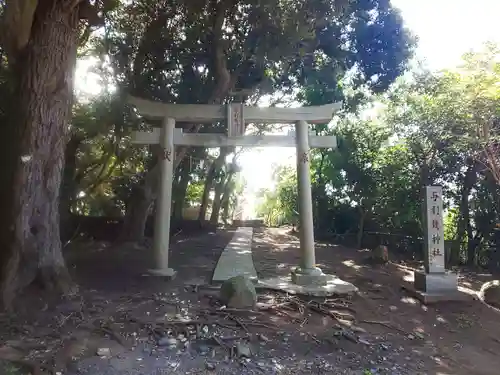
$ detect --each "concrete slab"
[257,275,358,297]
[401,270,475,304]
[402,281,475,304]
[212,227,257,282]
[414,271,458,293]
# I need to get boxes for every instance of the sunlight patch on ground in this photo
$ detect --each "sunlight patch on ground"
[400,296,418,305]
[436,315,448,324]
[403,272,414,282]
[342,259,362,270]
[315,243,339,248]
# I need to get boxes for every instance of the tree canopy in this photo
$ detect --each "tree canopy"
[257,43,500,267]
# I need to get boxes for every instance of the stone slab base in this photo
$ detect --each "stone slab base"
[402,270,474,304]
[402,281,474,304]
[257,275,358,297]
[146,268,177,279]
[414,271,458,293]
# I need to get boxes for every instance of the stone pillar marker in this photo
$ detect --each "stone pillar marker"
[409,186,467,302]
[423,185,445,274]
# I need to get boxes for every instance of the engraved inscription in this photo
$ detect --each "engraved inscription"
[161,148,172,161]
[426,186,445,273]
[300,152,309,164]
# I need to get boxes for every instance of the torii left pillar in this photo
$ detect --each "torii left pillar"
[149,117,177,278]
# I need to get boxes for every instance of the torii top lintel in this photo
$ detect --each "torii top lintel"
[128,95,342,125]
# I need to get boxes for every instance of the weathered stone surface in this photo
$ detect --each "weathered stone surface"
[220,275,257,308]
[258,275,358,297]
[212,228,257,282]
[414,271,458,293]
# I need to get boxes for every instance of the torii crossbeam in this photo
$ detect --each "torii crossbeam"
[128,95,351,291]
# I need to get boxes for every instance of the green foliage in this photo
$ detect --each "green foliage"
[444,208,459,241]
[256,166,298,226]
[185,181,204,206]
[261,43,500,266]
[0,362,22,375]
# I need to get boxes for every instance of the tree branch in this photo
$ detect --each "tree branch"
[2,0,38,60]
[209,0,231,104]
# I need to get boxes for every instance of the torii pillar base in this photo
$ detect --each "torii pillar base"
[258,267,357,297]
[291,266,333,286]
[257,119,358,297]
[148,268,177,279]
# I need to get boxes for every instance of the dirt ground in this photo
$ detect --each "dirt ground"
[1,227,500,375]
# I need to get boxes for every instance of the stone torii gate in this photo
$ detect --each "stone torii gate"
[128,96,354,292]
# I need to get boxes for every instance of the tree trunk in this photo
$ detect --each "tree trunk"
[199,150,227,221]
[220,173,235,224]
[456,159,479,266]
[60,135,83,241]
[120,184,155,241]
[172,158,191,220]
[199,164,216,222]
[313,152,328,233]
[356,208,368,249]
[221,196,231,224]
[467,231,477,266]
[0,1,81,307]
[209,177,226,224]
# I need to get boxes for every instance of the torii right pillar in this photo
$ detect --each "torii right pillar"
[289,120,357,294]
[292,120,320,280]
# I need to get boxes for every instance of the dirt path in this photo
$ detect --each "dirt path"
[252,227,500,375]
[1,227,500,375]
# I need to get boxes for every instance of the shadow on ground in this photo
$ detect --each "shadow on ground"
[252,227,500,375]
[1,226,500,375]
[65,229,235,293]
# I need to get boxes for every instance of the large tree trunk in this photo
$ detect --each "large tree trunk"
[0,0,81,307]
[456,159,478,266]
[199,150,227,221]
[60,135,83,241]
[198,163,216,222]
[356,207,368,249]
[220,172,235,224]
[120,184,155,241]
[313,152,328,233]
[209,177,226,224]
[172,158,191,220]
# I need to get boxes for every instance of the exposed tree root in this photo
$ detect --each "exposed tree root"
[478,280,500,314]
